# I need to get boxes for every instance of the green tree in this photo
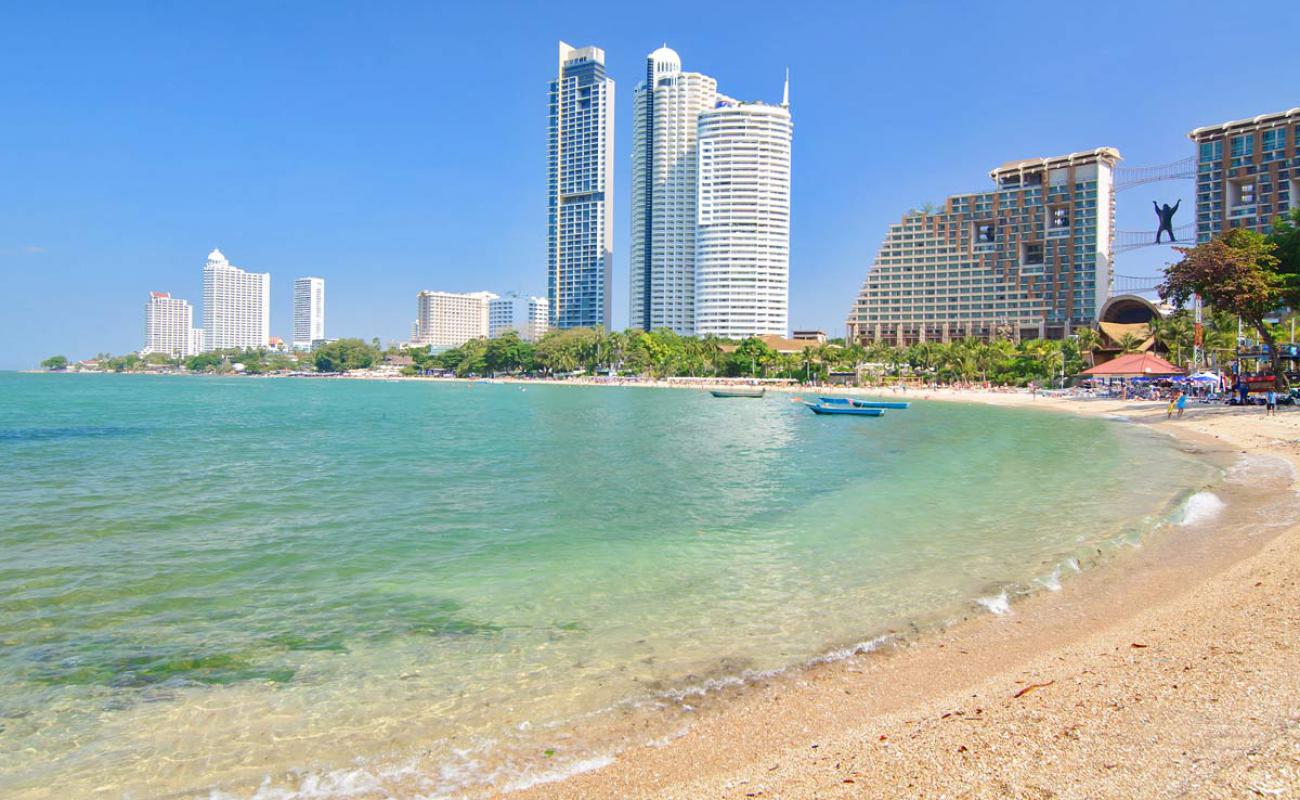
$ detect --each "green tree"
[1160,229,1284,385]
[314,338,381,373]
[1073,327,1101,367]
[40,355,68,371]
[1115,332,1146,354]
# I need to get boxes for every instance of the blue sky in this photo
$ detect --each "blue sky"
[1,1,1297,368]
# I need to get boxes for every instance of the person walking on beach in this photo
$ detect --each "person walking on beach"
[1176,390,1188,418]
[1167,392,1178,419]
[1266,387,1278,416]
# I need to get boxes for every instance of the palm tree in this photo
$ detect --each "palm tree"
[1073,327,1101,366]
[1116,332,1146,354]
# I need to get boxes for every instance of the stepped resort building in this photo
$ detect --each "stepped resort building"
[411,290,497,352]
[548,42,615,330]
[847,148,1119,346]
[1189,107,1300,243]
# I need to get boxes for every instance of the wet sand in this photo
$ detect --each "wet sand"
[509,394,1300,799]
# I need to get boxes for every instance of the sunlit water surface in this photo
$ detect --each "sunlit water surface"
[0,374,1214,798]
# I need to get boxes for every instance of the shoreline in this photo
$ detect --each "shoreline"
[505,392,1300,799]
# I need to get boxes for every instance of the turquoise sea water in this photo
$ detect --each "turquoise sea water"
[0,374,1213,798]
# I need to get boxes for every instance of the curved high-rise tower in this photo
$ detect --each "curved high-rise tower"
[694,96,793,339]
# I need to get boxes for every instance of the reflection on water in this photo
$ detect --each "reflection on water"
[0,375,1215,799]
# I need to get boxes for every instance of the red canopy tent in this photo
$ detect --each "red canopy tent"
[1079,352,1185,378]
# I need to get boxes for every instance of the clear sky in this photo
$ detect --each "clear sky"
[2,0,1297,369]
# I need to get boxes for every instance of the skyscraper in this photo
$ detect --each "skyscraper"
[694,88,794,339]
[548,42,614,330]
[846,148,1119,345]
[1188,108,1299,243]
[292,276,326,350]
[142,292,197,358]
[630,45,720,334]
[202,248,270,351]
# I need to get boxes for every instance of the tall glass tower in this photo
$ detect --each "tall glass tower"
[548,42,615,330]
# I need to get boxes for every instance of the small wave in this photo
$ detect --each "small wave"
[1035,566,1063,592]
[499,755,615,793]
[1178,491,1225,527]
[976,591,1011,616]
[809,634,893,666]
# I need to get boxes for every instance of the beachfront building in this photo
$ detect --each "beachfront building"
[630,45,722,335]
[202,248,270,351]
[1188,108,1300,243]
[412,290,497,352]
[292,276,325,350]
[488,292,549,341]
[694,89,793,339]
[846,148,1120,346]
[190,327,205,355]
[548,42,615,330]
[142,292,197,358]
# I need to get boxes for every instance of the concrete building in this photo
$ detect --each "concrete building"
[142,292,197,358]
[488,292,549,341]
[1189,108,1300,243]
[630,45,722,334]
[292,276,325,350]
[202,248,270,351]
[548,42,615,330]
[190,327,205,355]
[846,148,1120,346]
[694,90,793,339]
[412,290,497,352]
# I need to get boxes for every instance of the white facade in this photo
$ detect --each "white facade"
[142,292,197,357]
[489,292,550,341]
[412,290,498,352]
[190,328,205,355]
[695,97,793,339]
[630,46,723,335]
[202,248,270,351]
[292,276,325,350]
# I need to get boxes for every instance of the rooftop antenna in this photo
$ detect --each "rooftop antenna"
[781,68,790,108]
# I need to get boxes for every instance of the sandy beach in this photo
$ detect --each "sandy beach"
[505,391,1300,799]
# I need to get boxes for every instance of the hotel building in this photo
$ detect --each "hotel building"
[1189,108,1299,243]
[548,42,615,330]
[202,248,270,351]
[694,93,793,339]
[142,292,197,358]
[846,148,1120,345]
[292,276,326,350]
[488,292,549,341]
[412,290,497,352]
[630,45,721,335]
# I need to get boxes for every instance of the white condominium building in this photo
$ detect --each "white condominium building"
[630,45,722,335]
[142,292,197,357]
[202,248,270,351]
[489,292,550,341]
[695,88,793,339]
[292,276,326,350]
[412,290,498,352]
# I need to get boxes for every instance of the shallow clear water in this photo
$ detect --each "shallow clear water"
[0,374,1213,798]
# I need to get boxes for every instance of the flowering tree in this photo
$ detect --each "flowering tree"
[1159,229,1283,385]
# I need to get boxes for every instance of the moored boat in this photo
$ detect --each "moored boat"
[850,399,910,410]
[805,402,884,416]
[710,387,766,398]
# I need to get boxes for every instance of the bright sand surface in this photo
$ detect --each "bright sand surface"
[507,390,1300,799]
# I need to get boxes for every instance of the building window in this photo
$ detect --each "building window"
[1022,242,1044,266]
[1199,140,1222,164]
[1263,128,1287,160]
[1231,133,1254,162]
